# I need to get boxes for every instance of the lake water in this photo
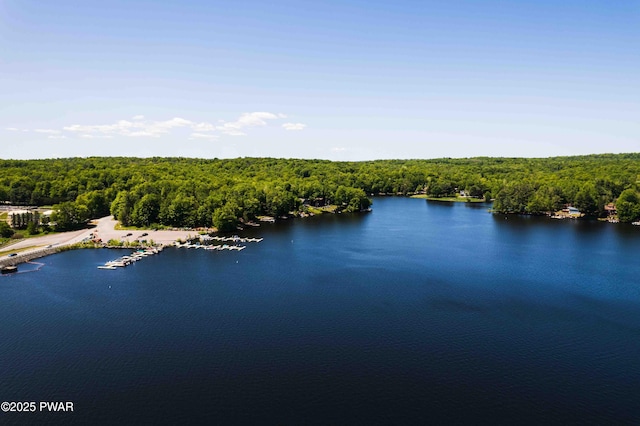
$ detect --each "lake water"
[2,197,640,424]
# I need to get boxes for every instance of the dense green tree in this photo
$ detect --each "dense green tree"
[0,221,14,238]
[334,186,371,212]
[616,189,640,222]
[494,182,535,213]
[2,154,640,225]
[264,187,296,216]
[212,202,239,232]
[76,190,110,219]
[110,191,135,226]
[467,184,484,198]
[526,186,564,214]
[164,194,198,227]
[51,201,89,231]
[574,185,599,216]
[426,180,455,197]
[26,221,38,235]
[131,193,160,227]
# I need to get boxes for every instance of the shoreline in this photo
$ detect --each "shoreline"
[0,246,62,268]
[0,215,199,269]
[1,199,631,269]
[410,194,488,203]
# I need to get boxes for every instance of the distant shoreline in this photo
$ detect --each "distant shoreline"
[410,194,488,203]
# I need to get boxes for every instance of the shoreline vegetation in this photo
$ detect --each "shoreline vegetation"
[410,194,488,203]
[1,154,640,243]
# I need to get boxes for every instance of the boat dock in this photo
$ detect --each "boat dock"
[98,246,164,270]
[176,243,247,251]
[200,236,263,243]
[175,234,263,252]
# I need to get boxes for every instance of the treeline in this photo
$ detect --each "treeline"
[1,154,640,229]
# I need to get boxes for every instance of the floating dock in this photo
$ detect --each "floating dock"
[175,234,262,252]
[98,246,163,270]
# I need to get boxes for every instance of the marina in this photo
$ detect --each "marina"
[98,246,163,270]
[200,235,264,243]
[98,235,263,269]
[175,234,263,251]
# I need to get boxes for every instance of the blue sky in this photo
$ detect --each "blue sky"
[1,0,638,160]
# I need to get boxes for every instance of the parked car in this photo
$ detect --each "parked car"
[141,232,148,237]
[8,253,17,257]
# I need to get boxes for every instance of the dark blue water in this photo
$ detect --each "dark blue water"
[2,197,640,424]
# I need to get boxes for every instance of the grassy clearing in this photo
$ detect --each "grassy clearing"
[306,205,339,214]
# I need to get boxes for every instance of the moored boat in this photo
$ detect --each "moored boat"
[1,265,18,274]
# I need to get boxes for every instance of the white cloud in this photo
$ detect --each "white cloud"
[192,122,216,132]
[31,112,289,141]
[282,123,306,131]
[129,131,157,137]
[156,117,193,129]
[332,147,346,152]
[48,135,67,140]
[5,127,19,131]
[217,112,279,136]
[64,117,193,138]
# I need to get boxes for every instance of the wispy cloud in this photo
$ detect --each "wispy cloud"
[15,112,299,141]
[332,147,346,152]
[192,122,216,132]
[282,123,306,131]
[217,112,280,136]
[63,117,194,138]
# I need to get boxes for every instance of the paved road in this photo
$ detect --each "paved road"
[3,227,92,253]
[2,216,199,257]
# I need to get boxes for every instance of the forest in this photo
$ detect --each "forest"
[1,153,640,232]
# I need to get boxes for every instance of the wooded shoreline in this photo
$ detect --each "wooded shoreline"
[2,154,640,240]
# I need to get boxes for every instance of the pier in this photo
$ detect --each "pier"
[98,246,164,270]
[175,234,263,251]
